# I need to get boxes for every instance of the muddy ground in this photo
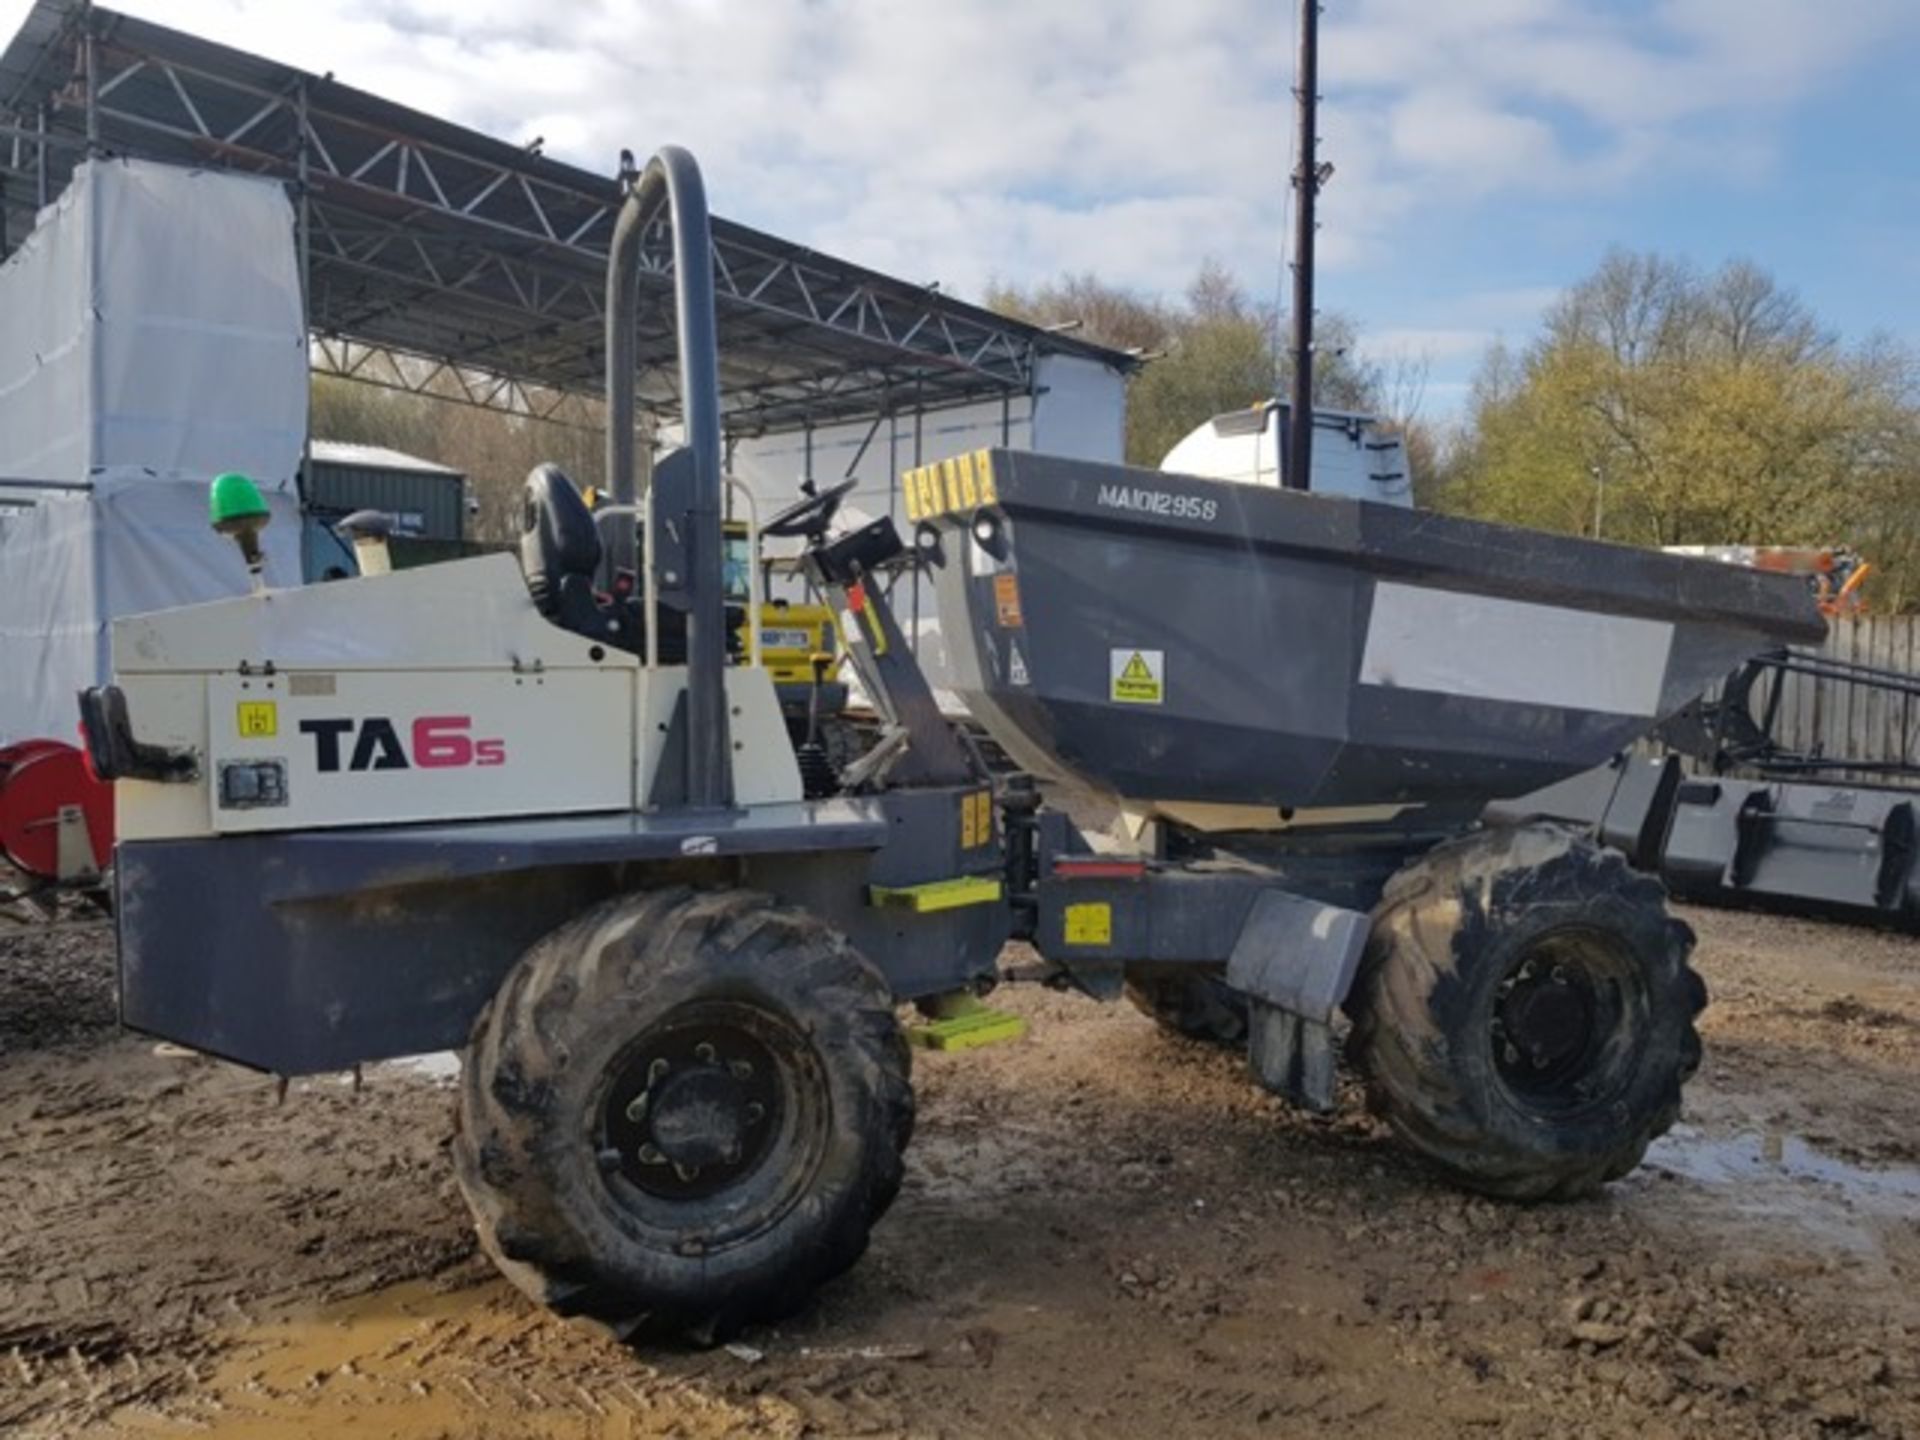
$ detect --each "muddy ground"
[0,905,1915,1439]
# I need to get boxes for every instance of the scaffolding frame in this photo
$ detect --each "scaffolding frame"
[1,1,1129,439]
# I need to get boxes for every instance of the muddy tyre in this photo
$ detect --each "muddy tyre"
[1124,973,1248,1049]
[453,888,912,1342]
[1349,824,1703,1201]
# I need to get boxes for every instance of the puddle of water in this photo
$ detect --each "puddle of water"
[1647,1127,1920,1204]
[114,1280,764,1440]
[110,1281,514,1439]
[1640,1126,1920,1252]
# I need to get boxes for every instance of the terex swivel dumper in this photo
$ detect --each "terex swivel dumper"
[79,149,1822,1341]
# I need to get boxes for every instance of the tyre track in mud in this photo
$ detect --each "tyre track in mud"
[0,907,1915,1438]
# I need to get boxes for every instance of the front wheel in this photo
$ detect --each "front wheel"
[1348,824,1703,1200]
[453,887,912,1341]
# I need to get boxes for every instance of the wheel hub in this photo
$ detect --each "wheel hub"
[648,1067,752,1168]
[1501,976,1589,1068]
[1491,944,1618,1104]
[601,1025,781,1200]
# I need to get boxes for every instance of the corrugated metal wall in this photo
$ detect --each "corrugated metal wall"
[305,461,465,541]
[1755,617,1920,776]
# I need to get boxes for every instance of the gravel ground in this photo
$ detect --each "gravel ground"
[0,902,1915,1439]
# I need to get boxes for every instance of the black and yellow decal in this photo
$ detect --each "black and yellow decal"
[959,788,994,849]
[845,580,889,656]
[901,449,999,523]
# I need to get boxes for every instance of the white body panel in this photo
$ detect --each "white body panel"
[112,554,583,675]
[204,668,633,834]
[1359,581,1675,718]
[711,671,804,808]
[111,552,802,840]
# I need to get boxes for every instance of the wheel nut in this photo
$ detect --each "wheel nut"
[648,1058,670,1083]
[638,1143,666,1166]
[624,1093,650,1123]
[694,1042,717,1064]
[729,1059,754,1080]
[745,1101,765,1124]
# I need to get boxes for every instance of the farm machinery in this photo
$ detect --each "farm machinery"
[1497,645,1920,932]
[80,148,1822,1341]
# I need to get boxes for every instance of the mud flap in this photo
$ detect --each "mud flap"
[1225,890,1371,1112]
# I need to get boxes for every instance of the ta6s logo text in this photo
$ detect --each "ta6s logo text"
[299,715,507,772]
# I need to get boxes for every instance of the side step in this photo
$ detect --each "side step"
[905,994,1027,1052]
[869,876,1004,913]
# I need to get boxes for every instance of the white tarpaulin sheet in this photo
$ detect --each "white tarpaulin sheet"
[0,157,307,484]
[0,159,307,742]
[0,478,305,741]
[0,177,89,479]
[0,487,95,743]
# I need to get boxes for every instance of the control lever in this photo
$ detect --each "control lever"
[795,651,837,799]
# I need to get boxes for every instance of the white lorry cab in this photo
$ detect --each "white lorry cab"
[1160,399,1413,507]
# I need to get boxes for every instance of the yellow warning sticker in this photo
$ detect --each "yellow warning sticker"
[959,789,993,849]
[1064,902,1112,946]
[236,700,278,738]
[1109,648,1165,705]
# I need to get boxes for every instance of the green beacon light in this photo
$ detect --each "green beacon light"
[209,471,271,592]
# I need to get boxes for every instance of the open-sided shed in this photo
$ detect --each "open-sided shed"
[0,0,1134,445]
[0,0,1135,744]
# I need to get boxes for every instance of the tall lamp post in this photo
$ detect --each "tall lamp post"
[1286,0,1324,493]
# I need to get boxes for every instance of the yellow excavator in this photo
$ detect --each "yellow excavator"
[575,485,846,724]
[722,518,847,725]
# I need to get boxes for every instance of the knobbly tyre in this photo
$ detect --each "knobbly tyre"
[79,147,1823,1342]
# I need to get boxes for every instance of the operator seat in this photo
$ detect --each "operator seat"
[518,463,718,663]
[519,463,638,653]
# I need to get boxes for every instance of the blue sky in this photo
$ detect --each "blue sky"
[1326,1,1920,415]
[4,0,1915,420]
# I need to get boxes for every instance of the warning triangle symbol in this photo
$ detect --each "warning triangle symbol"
[1120,652,1155,682]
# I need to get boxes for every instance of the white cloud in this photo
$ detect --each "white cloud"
[1366,327,1506,365]
[1386,88,1559,184]
[1,0,1910,313]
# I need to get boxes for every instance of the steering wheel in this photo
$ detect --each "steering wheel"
[762,478,857,540]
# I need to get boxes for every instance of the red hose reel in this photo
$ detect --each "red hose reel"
[0,739,115,880]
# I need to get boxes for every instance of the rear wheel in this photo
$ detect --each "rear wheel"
[453,887,912,1341]
[1348,824,1703,1200]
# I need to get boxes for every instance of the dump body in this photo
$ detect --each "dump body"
[912,450,1826,815]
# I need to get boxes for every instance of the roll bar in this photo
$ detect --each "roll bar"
[606,146,731,810]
